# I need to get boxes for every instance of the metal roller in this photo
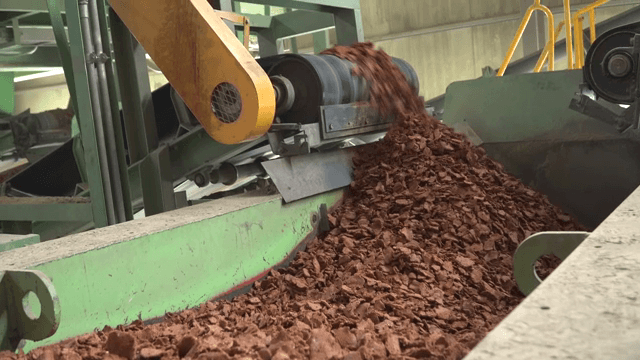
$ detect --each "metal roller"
[268,54,420,124]
[583,21,640,105]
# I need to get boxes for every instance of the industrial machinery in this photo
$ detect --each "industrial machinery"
[3,0,640,357]
[0,0,422,352]
[0,0,417,239]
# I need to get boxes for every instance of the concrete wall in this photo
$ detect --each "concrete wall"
[361,0,635,99]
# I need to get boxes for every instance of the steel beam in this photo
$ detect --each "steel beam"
[313,30,330,53]
[110,12,158,164]
[2,13,66,27]
[168,129,265,183]
[257,28,280,57]
[272,10,334,39]
[140,146,176,216]
[0,1,48,12]
[333,8,363,44]
[0,190,343,353]
[0,46,61,71]
[64,0,109,228]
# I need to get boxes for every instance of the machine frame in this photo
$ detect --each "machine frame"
[0,0,365,240]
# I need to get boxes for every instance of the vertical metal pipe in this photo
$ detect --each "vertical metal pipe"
[88,0,126,223]
[79,0,116,224]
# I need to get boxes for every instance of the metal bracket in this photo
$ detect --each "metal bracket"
[570,94,640,136]
[0,270,60,352]
[86,52,110,64]
[267,123,310,156]
[513,231,590,296]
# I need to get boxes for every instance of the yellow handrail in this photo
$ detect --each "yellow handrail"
[501,0,609,75]
[534,20,565,72]
[497,0,555,76]
[572,0,609,68]
[574,0,609,42]
[564,0,573,69]
[573,15,585,68]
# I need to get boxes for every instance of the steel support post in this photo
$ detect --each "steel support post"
[46,0,78,115]
[95,0,133,221]
[139,146,176,217]
[332,8,364,44]
[313,30,330,53]
[109,11,159,164]
[64,0,110,228]
[84,0,127,223]
[257,29,280,57]
[0,73,14,116]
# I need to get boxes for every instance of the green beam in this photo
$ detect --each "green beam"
[0,130,13,153]
[0,202,93,222]
[3,13,66,27]
[313,30,329,53]
[242,13,272,28]
[0,1,48,12]
[0,234,39,252]
[0,190,343,353]
[0,46,61,71]
[272,9,334,39]
[0,73,13,115]
[64,0,109,227]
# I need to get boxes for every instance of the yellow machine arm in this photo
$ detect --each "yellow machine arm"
[108,0,276,144]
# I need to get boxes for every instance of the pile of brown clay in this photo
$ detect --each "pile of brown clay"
[4,43,584,360]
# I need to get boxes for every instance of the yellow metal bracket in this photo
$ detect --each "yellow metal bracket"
[108,0,275,144]
[215,10,251,50]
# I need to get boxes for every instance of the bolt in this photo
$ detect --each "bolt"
[608,54,632,78]
[329,124,334,130]
[194,173,206,187]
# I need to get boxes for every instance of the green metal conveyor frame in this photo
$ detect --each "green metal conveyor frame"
[0,189,343,352]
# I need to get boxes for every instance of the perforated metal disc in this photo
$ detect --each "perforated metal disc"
[211,82,242,124]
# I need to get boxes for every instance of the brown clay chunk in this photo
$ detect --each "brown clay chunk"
[13,43,584,360]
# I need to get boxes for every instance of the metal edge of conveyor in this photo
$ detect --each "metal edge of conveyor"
[463,183,640,360]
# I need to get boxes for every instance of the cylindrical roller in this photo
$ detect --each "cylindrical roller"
[268,54,419,124]
[210,162,266,186]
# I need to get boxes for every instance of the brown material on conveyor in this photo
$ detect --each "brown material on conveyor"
[4,43,584,360]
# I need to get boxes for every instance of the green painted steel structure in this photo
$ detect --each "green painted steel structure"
[0,72,14,116]
[442,70,640,229]
[0,190,343,352]
[0,0,364,240]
